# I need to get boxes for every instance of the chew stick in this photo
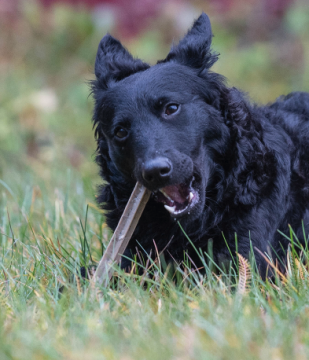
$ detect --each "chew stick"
[93,182,151,287]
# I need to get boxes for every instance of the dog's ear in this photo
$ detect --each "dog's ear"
[95,34,149,87]
[162,13,217,69]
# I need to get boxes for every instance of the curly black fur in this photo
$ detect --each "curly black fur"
[91,13,309,277]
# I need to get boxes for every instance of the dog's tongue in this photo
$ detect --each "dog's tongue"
[161,184,189,204]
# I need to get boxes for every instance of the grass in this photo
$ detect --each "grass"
[1,1,309,359]
[2,188,309,360]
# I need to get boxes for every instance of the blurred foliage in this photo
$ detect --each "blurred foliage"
[0,0,308,192]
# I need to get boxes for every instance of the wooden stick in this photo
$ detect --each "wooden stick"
[93,182,151,287]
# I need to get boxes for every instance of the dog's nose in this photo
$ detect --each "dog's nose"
[142,157,172,184]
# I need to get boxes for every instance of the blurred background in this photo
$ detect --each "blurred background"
[0,0,308,210]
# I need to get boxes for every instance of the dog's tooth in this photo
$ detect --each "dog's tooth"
[164,205,176,214]
[189,192,194,201]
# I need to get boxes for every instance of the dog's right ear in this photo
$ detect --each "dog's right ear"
[161,13,217,70]
[94,34,149,88]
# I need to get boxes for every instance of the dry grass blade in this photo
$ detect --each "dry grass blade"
[254,247,288,284]
[75,274,82,297]
[295,258,305,280]
[237,253,251,295]
[285,247,307,284]
[286,246,296,282]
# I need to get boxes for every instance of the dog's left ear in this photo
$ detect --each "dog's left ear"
[162,13,217,69]
[95,34,149,88]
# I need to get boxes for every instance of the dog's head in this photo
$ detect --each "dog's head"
[92,13,231,222]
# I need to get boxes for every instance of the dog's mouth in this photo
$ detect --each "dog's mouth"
[153,177,199,217]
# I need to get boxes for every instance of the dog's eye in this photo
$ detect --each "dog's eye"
[165,104,179,116]
[115,127,128,140]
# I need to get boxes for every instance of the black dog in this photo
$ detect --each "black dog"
[91,13,309,277]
